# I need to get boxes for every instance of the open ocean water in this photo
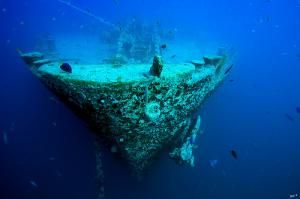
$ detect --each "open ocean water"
[1,0,300,199]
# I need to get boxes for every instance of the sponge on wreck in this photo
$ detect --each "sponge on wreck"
[145,101,161,121]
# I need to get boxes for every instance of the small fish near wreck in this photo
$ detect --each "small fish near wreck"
[224,64,234,74]
[60,63,72,73]
[230,150,238,160]
[160,44,167,49]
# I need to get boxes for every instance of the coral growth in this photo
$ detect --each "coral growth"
[145,101,161,121]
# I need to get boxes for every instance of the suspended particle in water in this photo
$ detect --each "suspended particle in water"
[100,186,104,192]
[2,131,8,145]
[20,21,25,25]
[52,122,57,127]
[289,193,299,198]
[51,17,56,21]
[49,96,59,103]
[48,157,56,161]
[55,170,62,177]
[209,159,218,168]
[110,145,118,153]
[29,180,38,188]
[2,8,7,12]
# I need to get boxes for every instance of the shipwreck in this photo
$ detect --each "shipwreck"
[19,15,234,184]
[20,48,232,172]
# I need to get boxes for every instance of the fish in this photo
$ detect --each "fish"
[209,159,218,168]
[160,44,167,49]
[230,150,238,159]
[285,113,295,122]
[60,63,72,73]
[170,54,176,58]
[229,79,234,82]
[296,107,300,114]
[3,131,8,145]
[224,64,234,74]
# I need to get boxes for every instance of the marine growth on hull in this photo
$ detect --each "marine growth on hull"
[19,19,234,177]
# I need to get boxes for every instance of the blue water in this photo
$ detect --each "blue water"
[1,0,300,198]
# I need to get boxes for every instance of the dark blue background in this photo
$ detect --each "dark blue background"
[1,0,300,198]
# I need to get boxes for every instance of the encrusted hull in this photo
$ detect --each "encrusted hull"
[21,52,230,174]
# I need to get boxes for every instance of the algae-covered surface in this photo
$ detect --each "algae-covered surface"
[38,62,199,83]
